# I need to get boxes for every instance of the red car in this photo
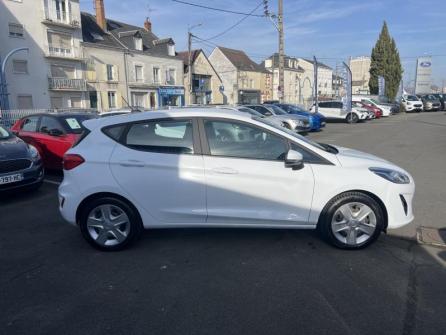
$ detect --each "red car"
[11,113,95,169]
[354,101,383,118]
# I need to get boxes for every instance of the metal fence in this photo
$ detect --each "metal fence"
[0,109,97,129]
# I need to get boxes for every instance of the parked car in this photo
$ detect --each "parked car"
[244,104,311,134]
[418,94,441,111]
[273,103,325,131]
[430,94,445,110]
[0,125,44,192]
[11,113,96,169]
[353,101,383,118]
[400,95,423,113]
[59,108,415,251]
[352,97,394,116]
[310,101,369,123]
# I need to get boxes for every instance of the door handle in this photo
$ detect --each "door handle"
[118,160,145,167]
[211,167,238,175]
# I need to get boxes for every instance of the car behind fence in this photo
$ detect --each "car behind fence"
[0,109,97,129]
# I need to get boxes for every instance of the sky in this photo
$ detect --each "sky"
[80,0,446,87]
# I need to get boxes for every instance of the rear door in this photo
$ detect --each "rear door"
[109,118,207,224]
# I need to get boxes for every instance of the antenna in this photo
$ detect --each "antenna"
[145,3,156,21]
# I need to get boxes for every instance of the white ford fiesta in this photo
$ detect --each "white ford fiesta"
[59,109,415,251]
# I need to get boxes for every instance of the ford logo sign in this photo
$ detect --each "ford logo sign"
[420,61,431,67]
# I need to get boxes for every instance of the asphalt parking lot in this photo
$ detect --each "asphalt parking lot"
[1,112,446,335]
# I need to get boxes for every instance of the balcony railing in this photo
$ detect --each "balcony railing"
[45,45,82,59]
[44,7,80,27]
[48,78,87,91]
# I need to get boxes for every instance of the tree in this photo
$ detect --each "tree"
[369,22,403,100]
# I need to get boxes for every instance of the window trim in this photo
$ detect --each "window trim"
[101,117,202,155]
[197,117,332,165]
[12,59,28,74]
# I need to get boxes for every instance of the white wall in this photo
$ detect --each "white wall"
[209,48,237,105]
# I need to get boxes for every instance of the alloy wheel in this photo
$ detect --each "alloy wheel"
[331,202,377,246]
[86,204,130,247]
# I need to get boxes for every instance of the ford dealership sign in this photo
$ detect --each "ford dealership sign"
[415,57,432,94]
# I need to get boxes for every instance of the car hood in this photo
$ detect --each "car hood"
[0,136,30,160]
[333,145,406,172]
[274,114,308,122]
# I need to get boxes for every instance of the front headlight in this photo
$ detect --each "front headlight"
[369,167,410,184]
[28,144,41,162]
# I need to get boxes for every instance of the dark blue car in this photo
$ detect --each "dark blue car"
[273,103,326,131]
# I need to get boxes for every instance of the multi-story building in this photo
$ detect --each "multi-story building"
[263,54,305,104]
[177,49,223,105]
[1,0,88,109]
[349,56,371,94]
[298,58,333,101]
[209,46,269,104]
[83,0,184,110]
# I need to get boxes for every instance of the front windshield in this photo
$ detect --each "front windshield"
[370,99,380,104]
[253,116,327,151]
[406,95,418,101]
[62,115,95,134]
[0,125,10,139]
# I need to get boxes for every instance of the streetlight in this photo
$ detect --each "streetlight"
[0,47,29,110]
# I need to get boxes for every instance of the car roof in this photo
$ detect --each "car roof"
[21,112,96,119]
[82,108,253,130]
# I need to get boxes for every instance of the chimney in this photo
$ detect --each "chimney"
[144,17,152,32]
[95,0,107,31]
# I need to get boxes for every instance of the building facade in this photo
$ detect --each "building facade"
[209,46,269,105]
[177,49,223,105]
[349,56,371,94]
[1,0,88,110]
[263,54,305,104]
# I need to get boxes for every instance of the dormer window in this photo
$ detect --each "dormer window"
[167,44,175,56]
[134,37,143,51]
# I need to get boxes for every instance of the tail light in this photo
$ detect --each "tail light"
[63,154,85,170]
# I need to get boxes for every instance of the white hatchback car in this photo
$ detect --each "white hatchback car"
[59,109,415,251]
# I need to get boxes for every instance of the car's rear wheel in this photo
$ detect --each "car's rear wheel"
[346,113,359,124]
[79,197,143,251]
[318,192,384,249]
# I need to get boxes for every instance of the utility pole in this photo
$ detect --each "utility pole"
[187,23,202,105]
[278,0,284,103]
[188,31,193,105]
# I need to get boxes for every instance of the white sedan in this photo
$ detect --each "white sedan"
[59,109,415,251]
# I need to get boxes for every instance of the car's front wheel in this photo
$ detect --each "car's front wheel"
[79,197,143,251]
[346,113,359,123]
[318,192,384,249]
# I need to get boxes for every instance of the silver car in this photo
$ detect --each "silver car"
[244,104,311,134]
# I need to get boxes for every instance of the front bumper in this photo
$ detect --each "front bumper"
[0,162,44,192]
[385,181,415,230]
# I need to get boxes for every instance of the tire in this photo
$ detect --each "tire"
[317,192,385,250]
[79,197,143,251]
[346,113,359,124]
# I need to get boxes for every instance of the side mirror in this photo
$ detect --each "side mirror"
[49,128,64,137]
[285,149,304,170]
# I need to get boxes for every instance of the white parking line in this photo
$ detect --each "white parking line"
[44,179,61,186]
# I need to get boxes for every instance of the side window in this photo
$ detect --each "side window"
[21,116,39,132]
[290,143,325,164]
[204,120,287,161]
[318,102,329,108]
[39,116,64,134]
[125,119,194,154]
[333,102,343,109]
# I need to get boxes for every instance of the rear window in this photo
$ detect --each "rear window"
[124,119,194,154]
[61,115,95,133]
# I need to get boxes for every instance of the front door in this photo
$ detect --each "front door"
[109,118,206,224]
[201,119,314,226]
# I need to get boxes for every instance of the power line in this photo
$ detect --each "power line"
[199,1,264,42]
[171,0,265,17]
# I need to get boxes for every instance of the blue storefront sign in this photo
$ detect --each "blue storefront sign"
[159,87,185,107]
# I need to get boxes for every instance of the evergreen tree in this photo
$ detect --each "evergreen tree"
[369,22,403,100]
